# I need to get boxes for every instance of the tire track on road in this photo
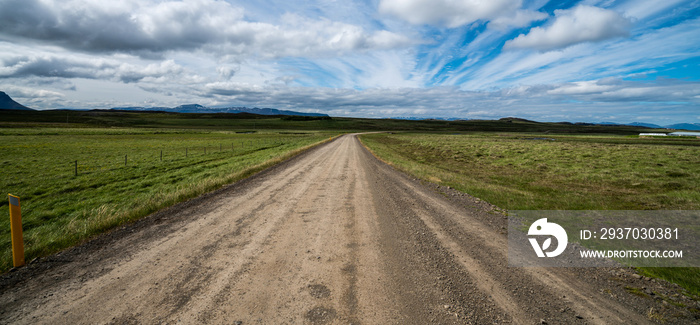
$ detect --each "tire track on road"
[1,134,684,324]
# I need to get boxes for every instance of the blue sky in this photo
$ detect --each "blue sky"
[0,0,698,124]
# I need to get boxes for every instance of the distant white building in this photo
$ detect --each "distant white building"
[639,133,667,137]
[669,132,700,137]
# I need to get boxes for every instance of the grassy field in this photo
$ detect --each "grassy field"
[359,132,700,295]
[2,108,695,290]
[1,109,662,134]
[0,127,335,272]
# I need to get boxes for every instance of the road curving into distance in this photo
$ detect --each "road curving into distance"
[0,134,694,324]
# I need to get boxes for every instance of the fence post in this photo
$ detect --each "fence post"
[125,154,127,166]
[186,147,188,157]
[160,150,163,162]
[74,160,78,176]
[8,194,24,267]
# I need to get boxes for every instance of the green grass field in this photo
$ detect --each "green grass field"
[2,108,696,294]
[0,127,335,272]
[359,132,700,296]
[1,109,662,134]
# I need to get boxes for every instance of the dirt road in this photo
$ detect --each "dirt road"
[0,134,696,324]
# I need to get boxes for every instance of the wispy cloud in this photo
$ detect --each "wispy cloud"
[0,0,697,124]
[378,0,546,29]
[505,5,632,51]
[0,0,414,58]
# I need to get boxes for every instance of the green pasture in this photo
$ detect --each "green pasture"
[360,133,700,210]
[0,109,661,134]
[360,132,700,296]
[0,128,334,272]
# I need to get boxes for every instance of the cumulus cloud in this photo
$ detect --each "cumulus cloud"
[546,79,619,95]
[0,0,414,58]
[488,10,548,30]
[379,0,523,28]
[0,85,67,109]
[116,60,184,83]
[0,56,108,79]
[188,77,700,119]
[217,66,239,80]
[2,85,65,99]
[0,0,693,125]
[0,55,185,83]
[204,81,266,97]
[5,74,698,123]
[544,78,700,103]
[505,5,632,51]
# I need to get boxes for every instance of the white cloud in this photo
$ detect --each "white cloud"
[185,77,700,120]
[505,5,632,51]
[216,66,239,80]
[294,50,423,89]
[378,0,523,28]
[0,54,186,83]
[616,0,687,20]
[2,85,65,99]
[543,78,700,103]
[488,9,548,30]
[546,79,618,95]
[457,49,567,90]
[5,74,698,124]
[0,0,695,125]
[497,17,700,87]
[0,85,68,109]
[0,0,414,59]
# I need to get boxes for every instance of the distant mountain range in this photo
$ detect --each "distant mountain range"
[597,121,700,131]
[0,91,33,110]
[1,91,700,129]
[388,116,468,121]
[111,104,329,117]
[664,123,700,131]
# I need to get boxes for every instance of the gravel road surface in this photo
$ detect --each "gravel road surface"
[1,134,697,324]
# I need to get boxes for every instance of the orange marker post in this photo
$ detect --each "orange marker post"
[8,194,24,267]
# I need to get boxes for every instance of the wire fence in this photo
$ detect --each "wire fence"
[1,133,330,201]
[69,137,292,177]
